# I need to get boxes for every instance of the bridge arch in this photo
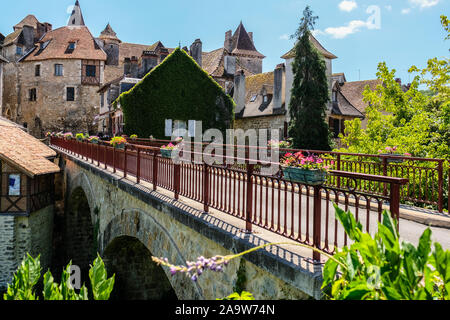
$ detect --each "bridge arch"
[100,209,204,300]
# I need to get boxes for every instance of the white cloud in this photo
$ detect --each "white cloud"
[311,29,325,37]
[324,20,369,39]
[385,5,392,11]
[401,8,411,14]
[409,0,440,8]
[339,0,358,12]
[279,34,290,40]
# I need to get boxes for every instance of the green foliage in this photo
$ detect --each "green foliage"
[117,48,235,139]
[3,254,115,300]
[288,6,332,151]
[3,253,41,300]
[233,258,247,294]
[218,291,255,300]
[322,204,450,300]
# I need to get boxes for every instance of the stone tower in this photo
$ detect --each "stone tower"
[99,23,121,66]
[67,0,85,26]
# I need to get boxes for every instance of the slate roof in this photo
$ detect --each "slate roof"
[23,26,107,61]
[0,125,60,177]
[281,34,337,60]
[67,0,85,26]
[99,23,120,43]
[202,48,226,77]
[230,22,265,58]
[331,91,364,118]
[339,79,381,114]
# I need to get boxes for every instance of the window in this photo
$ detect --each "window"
[8,174,21,196]
[66,87,75,101]
[250,95,257,102]
[35,65,41,77]
[100,93,104,108]
[160,55,167,62]
[332,91,337,102]
[16,46,23,55]
[55,64,63,76]
[29,88,37,102]
[68,42,76,50]
[263,95,268,103]
[86,65,96,77]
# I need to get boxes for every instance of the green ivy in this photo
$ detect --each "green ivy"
[116,48,235,139]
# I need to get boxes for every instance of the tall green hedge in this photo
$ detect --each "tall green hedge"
[116,48,235,139]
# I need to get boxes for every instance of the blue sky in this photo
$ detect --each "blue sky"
[1,0,448,83]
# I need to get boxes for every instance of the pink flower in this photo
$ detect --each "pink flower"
[405,153,412,157]
[285,153,293,158]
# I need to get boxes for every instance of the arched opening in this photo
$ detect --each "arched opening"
[103,236,178,300]
[63,187,95,285]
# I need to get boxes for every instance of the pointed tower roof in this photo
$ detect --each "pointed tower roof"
[99,23,121,43]
[67,0,85,26]
[230,22,265,58]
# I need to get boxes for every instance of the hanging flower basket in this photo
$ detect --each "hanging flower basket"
[280,152,333,186]
[109,136,127,149]
[160,143,178,159]
[88,136,99,144]
[281,166,328,185]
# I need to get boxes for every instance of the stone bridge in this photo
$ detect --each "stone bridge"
[57,150,323,300]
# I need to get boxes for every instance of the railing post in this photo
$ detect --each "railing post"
[389,182,401,232]
[97,143,100,167]
[153,150,158,191]
[137,148,141,184]
[123,145,127,178]
[113,146,116,173]
[245,164,254,233]
[437,160,443,213]
[174,162,180,200]
[313,185,322,262]
[336,154,341,189]
[104,144,107,170]
[203,162,209,213]
[382,157,388,196]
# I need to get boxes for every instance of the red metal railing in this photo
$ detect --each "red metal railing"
[51,137,410,262]
[128,138,448,214]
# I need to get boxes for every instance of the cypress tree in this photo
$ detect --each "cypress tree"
[288,6,332,151]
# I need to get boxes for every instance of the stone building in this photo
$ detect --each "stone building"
[1,1,107,137]
[0,117,60,292]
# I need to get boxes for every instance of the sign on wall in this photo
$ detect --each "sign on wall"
[8,174,21,196]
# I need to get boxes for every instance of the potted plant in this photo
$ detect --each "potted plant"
[76,133,85,142]
[280,152,333,185]
[160,143,178,159]
[268,139,292,149]
[109,136,127,149]
[130,134,138,140]
[88,136,99,144]
[64,132,74,140]
[378,147,409,163]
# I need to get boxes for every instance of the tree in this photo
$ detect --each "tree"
[288,6,332,151]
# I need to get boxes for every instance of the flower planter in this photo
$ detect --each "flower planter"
[160,149,176,159]
[379,154,404,163]
[114,143,125,150]
[89,140,99,145]
[281,166,328,186]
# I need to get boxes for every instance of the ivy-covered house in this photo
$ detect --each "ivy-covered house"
[114,48,235,139]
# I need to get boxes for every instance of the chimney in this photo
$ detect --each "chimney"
[248,32,253,43]
[233,70,246,114]
[124,57,131,76]
[273,64,285,110]
[224,55,236,75]
[21,25,35,51]
[224,30,232,52]
[130,56,139,78]
[189,39,202,67]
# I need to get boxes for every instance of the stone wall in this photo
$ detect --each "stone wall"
[62,155,320,300]
[0,205,54,292]
[2,59,103,136]
[234,115,286,140]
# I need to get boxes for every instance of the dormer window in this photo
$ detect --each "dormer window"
[68,42,76,50]
[332,91,337,102]
[250,95,257,102]
[263,95,268,103]
[16,46,23,55]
